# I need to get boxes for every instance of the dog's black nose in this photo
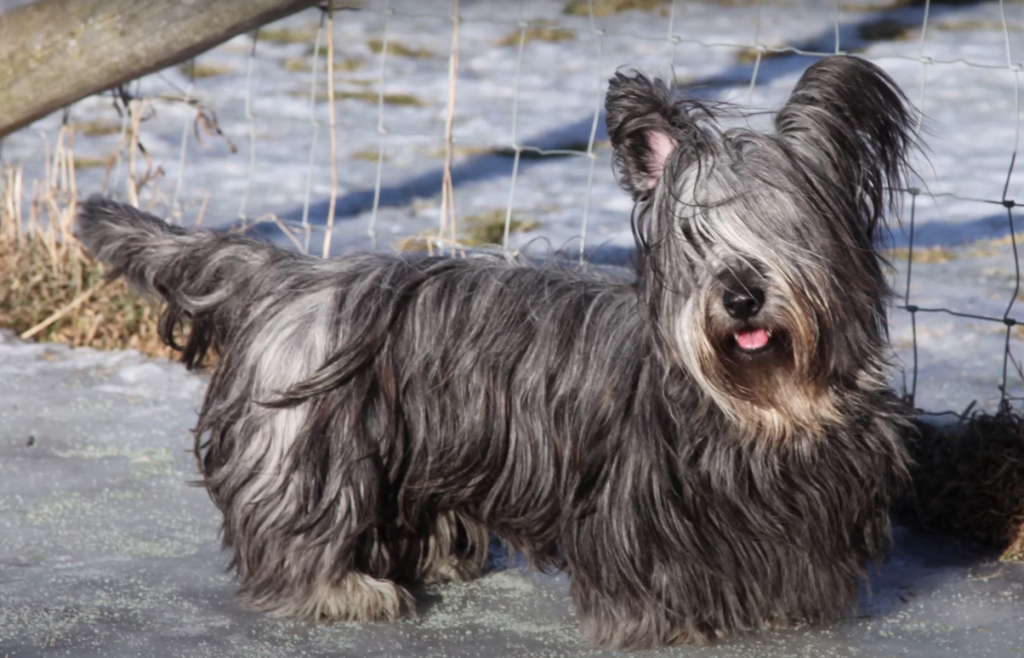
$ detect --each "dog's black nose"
[723,288,765,320]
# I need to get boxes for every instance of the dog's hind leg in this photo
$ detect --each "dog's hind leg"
[208,400,418,622]
[234,510,486,618]
[243,569,416,622]
[225,473,418,622]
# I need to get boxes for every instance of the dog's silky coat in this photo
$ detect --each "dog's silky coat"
[77,56,915,649]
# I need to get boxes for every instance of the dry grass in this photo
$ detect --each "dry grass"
[0,105,193,360]
[426,144,502,159]
[69,119,123,137]
[283,56,365,73]
[367,39,433,59]
[966,231,1024,259]
[256,27,318,44]
[394,211,540,253]
[884,245,957,264]
[463,210,540,247]
[0,231,174,357]
[897,413,1024,561]
[351,148,387,162]
[564,0,666,17]
[0,140,173,358]
[837,1,905,8]
[935,19,1024,33]
[73,155,114,170]
[734,46,794,65]
[497,22,576,48]
[177,61,237,80]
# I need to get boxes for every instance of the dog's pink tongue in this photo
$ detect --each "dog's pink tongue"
[735,328,769,351]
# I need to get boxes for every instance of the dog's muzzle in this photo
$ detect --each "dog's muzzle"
[722,288,774,353]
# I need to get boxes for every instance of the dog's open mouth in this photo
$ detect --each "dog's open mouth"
[733,327,773,354]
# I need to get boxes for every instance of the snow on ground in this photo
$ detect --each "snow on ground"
[2,0,1023,412]
[3,0,1024,656]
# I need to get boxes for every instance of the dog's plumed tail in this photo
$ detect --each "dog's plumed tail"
[76,195,285,366]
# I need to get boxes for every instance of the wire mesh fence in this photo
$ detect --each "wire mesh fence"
[0,0,1022,419]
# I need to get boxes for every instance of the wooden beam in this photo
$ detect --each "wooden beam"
[0,0,322,139]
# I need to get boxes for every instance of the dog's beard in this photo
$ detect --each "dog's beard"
[670,287,842,444]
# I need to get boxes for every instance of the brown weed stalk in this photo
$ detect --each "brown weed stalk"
[0,122,176,359]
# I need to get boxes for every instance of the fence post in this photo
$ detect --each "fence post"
[0,0,320,138]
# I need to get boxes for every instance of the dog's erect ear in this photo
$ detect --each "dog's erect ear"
[605,72,702,198]
[774,56,916,236]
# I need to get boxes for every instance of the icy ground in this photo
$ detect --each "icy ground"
[3,0,1024,655]
[1,331,1023,658]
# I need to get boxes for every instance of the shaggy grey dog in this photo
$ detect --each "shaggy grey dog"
[77,55,915,650]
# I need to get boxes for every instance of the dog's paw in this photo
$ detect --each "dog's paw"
[248,572,416,622]
[579,611,718,650]
[315,573,416,622]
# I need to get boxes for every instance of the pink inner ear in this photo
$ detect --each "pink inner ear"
[645,130,678,190]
